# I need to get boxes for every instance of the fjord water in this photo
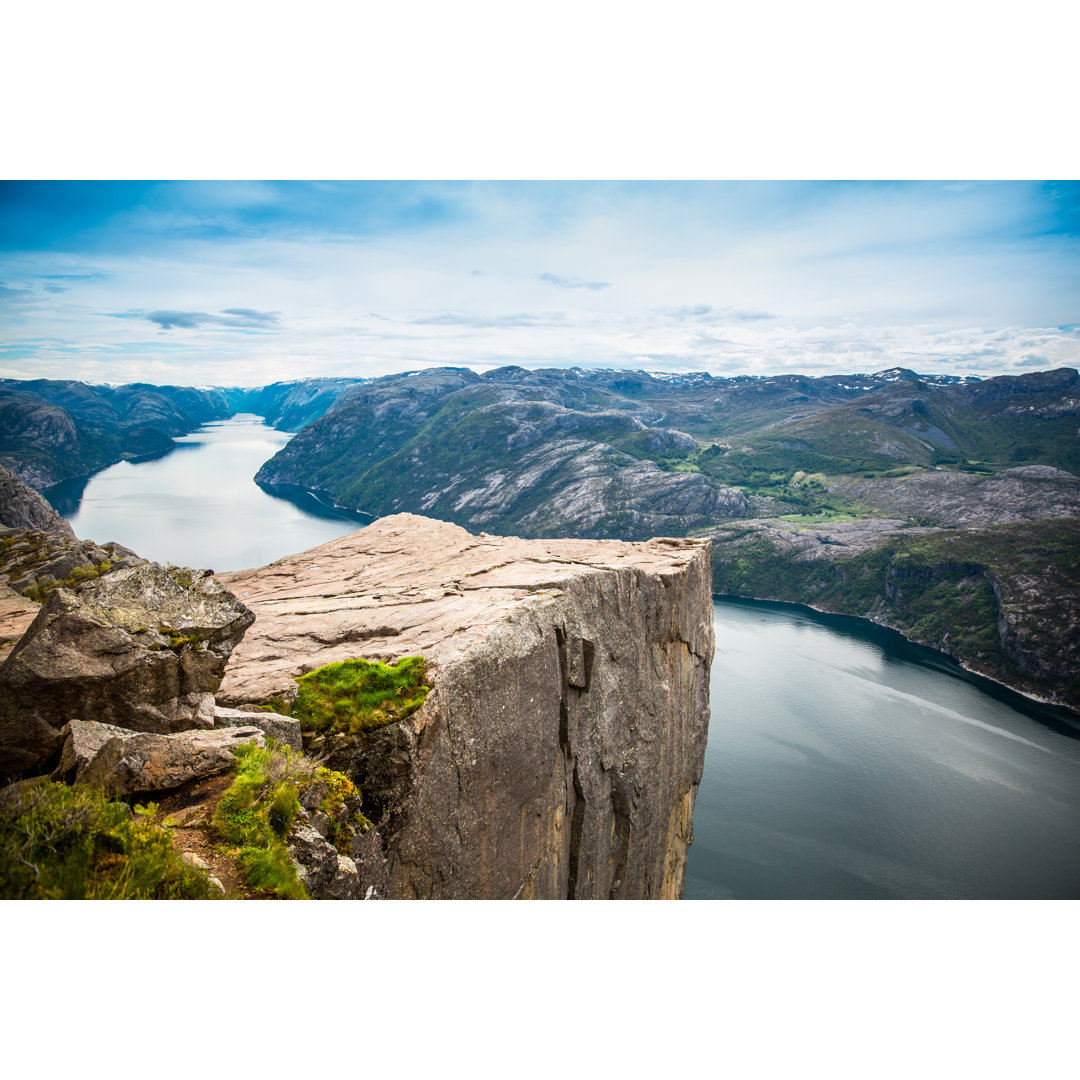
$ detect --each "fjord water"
[685,598,1080,899]
[50,414,365,572]
[49,416,1080,899]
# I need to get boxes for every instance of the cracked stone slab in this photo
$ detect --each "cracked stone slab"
[217,513,712,707]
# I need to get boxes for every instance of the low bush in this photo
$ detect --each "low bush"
[0,779,211,900]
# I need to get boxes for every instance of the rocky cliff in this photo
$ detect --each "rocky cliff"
[703,515,1080,710]
[218,514,714,899]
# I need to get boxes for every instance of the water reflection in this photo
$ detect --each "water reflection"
[684,597,1080,900]
[48,414,367,572]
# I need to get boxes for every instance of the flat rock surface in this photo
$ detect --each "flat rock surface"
[0,587,38,664]
[218,512,709,705]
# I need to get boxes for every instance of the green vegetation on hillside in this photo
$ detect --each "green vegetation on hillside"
[211,742,372,899]
[710,517,1080,707]
[0,779,212,900]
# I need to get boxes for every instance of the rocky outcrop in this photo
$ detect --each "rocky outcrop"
[0,465,75,538]
[287,823,362,899]
[212,705,301,751]
[0,562,254,780]
[829,466,1080,526]
[218,513,713,900]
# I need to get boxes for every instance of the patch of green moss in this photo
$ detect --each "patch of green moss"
[288,655,431,736]
[168,634,201,651]
[211,742,309,899]
[16,559,115,605]
[0,779,212,900]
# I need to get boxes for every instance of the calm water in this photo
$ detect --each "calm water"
[46,417,1080,898]
[685,598,1080,899]
[49,414,366,571]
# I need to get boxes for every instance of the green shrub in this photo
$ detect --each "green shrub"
[211,742,309,899]
[0,779,211,900]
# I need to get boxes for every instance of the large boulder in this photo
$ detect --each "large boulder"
[80,726,265,796]
[0,562,254,781]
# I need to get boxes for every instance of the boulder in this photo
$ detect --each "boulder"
[52,719,135,783]
[80,726,265,796]
[212,705,301,752]
[0,562,254,781]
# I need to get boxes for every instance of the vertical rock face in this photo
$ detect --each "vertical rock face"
[0,465,75,539]
[218,514,713,900]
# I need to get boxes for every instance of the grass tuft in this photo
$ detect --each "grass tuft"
[211,742,309,899]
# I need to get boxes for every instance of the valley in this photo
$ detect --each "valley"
[2,365,1078,712]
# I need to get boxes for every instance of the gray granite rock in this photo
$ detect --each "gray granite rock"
[0,562,254,780]
[52,719,135,783]
[80,726,265,796]
[213,705,301,752]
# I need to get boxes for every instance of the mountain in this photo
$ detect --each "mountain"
[254,367,748,539]
[221,378,365,432]
[253,365,1080,539]
[0,379,231,490]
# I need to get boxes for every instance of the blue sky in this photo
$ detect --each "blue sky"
[1,180,1077,386]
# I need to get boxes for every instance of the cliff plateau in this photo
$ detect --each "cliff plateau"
[218,514,714,899]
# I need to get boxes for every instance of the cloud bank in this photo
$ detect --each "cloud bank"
[0,181,1076,386]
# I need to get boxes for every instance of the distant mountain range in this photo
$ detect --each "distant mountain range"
[251,365,1080,537]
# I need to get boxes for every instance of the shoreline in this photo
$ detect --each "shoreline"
[713,591,1080,731]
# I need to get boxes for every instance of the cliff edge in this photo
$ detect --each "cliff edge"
[219,513,713,899]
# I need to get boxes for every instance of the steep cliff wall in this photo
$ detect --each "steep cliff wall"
[218,514,713,899]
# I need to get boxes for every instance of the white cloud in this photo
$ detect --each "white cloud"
[2,183,1077,385]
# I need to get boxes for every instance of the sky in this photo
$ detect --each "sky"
[1,180,1078,387]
